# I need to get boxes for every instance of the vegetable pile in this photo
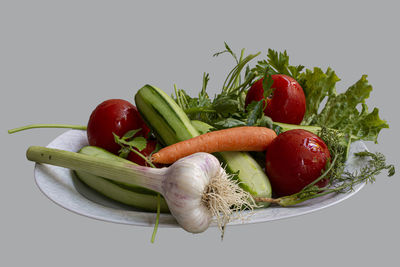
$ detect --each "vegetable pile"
[9,43,395,241]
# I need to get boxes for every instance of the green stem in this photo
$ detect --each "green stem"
[151,194,161,243]
[273,122,322,135]
[174,84,183,109]
[129,147,157,168]
[26,146,165,193]
[302,154,338,190]
[8,124,87,134]
[184,107,217,114]
[254,154,339,206]
[223,52,260,93]
[127,147,160,243]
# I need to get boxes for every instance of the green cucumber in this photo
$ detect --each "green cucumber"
[75,146,169,213]
[134,84,198,146]
[135,85,272,204]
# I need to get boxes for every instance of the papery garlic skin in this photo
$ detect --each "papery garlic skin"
[162,153,220,233]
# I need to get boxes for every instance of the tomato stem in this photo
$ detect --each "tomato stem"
[128,147,157,168]
[8,124,87,134]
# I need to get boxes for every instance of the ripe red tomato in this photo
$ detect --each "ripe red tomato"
[265,129,330,197]
[245,74,306,124]
[87,99,150,155]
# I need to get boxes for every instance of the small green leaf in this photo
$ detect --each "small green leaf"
[212,96,239,115]
[256,115,274,129]
[300,67,340,125]
[214,118,246,129]
[288,65,305,80]
[213,42,238,62]
[262,71,274,99]
[122,129,142,139]
[113,131,148,153]
[246,100,263,126]
[113,132,121,144]
[126,137,147,151]
[118,146,131,159]
[267,49,291,75]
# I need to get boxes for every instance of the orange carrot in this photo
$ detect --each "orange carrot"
[151,126,277,164]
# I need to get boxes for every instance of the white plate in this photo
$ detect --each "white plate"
[34,130,369,228]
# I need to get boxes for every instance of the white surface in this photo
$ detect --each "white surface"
[34,129,369,228]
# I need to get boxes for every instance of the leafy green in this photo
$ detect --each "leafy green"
[301,71,389,143]
[300,67,340,125]
[251,49,304,80]
[246,47,389,144]
[214,118,246,128]
[113,130,147,159]
[170,43,394,205]
[246,100,264,126]
[174,43,389,144]
[174,46,261,128]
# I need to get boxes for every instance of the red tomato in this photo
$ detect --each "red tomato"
[265,129,330,197]
[127,139,161,167]
[245,74,306,124]
[87,99,150,155]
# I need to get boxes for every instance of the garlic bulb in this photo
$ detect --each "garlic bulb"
[26,146,256,233]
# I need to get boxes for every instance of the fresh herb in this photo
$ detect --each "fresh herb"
[251,49,304,81]
[299,70,389,143]
[255,127,395,206]
[113,129,147,159]
[173,43,394,205]
[174,44,261,128]
[113,129,161,242]
[175,43,389,143]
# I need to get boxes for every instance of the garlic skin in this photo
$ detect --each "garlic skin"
[162,153,219,233]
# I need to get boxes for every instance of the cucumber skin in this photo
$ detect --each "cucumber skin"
[135,85,272,203]
[134,84,199,146]
[75,146,169,213]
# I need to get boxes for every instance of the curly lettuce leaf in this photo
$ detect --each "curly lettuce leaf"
[302,73,388,143]
[300,67,340,125]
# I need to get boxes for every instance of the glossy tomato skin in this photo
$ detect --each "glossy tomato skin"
[245,74,306,124]
[265,129,330,197]
[87,99,150,155]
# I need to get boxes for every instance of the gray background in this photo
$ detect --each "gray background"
[1,0,399,266]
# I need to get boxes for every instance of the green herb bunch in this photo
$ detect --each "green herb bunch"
[174,42,395,205]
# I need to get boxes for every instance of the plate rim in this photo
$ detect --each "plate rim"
[33,129,367,228]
